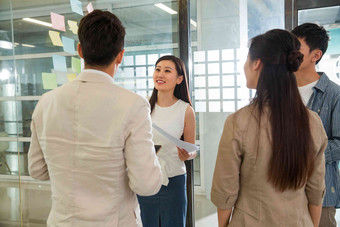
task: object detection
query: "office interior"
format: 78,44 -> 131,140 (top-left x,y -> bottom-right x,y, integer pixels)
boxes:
0,0 -> 340,226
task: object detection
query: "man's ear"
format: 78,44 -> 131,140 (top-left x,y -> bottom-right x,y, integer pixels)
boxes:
312,49 -> 323,63
115,49 -> 125,64
77,43 -> 83,58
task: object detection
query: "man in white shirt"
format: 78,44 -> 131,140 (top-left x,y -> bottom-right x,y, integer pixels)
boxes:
28,10 -> 162,227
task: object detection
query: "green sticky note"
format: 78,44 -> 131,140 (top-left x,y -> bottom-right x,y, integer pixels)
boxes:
72,57 -> 81,73
42,73 -> 57,89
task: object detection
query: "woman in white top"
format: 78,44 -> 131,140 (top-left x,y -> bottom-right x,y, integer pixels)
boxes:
137,55 -> 196,227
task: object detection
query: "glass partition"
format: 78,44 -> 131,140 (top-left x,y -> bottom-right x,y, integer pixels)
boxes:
191,0 -> 285,225
0,0 -> 179,225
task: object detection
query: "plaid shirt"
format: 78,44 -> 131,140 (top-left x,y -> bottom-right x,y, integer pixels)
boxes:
307,73 -> 340,207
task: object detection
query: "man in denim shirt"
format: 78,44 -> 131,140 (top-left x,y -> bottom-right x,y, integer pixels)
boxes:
293,23 -> 340,227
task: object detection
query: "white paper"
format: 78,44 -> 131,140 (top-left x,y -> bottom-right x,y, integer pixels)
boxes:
153,123 -> 199,153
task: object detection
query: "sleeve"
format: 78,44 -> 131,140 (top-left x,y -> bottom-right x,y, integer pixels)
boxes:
211,114 -> 242,209
124,97 -> 162,196
305,118 -> 327,205
28,118 -> 50,181
324,97 -> 340,163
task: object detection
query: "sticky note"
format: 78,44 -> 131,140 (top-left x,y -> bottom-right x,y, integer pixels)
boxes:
87,2 -> 94,13
51,12 -> 65,32
42,73 -> 57,89
49,30 -> 63,47
67,20 -> 78,34
52,54 -> 67,72
72,57 -> 81,73
62,36 -> 75,54
67,73 -> 77,81
70,0 -> 83,16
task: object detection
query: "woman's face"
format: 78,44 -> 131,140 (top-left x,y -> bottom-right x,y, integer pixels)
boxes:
153,60 -> 183,92
244,54 -> 261,89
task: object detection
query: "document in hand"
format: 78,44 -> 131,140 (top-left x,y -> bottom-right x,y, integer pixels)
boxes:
152,123 -> 199,153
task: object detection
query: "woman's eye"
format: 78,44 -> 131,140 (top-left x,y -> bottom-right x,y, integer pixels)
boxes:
155,68 -> 160,72
165,70 -> 171,73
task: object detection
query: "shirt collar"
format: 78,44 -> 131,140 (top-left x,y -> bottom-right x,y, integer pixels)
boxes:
75,69 -> 114,84
313,72 -> 329,93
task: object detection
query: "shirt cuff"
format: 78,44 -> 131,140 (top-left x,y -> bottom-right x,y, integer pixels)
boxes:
306,188 -> 325,206
210,188 -> 238,209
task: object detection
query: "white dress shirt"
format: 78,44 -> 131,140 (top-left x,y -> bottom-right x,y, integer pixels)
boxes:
28,70 -> 162,227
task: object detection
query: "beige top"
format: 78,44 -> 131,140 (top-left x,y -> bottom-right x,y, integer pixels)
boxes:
28,70 -> 162,227
211,105 -> 327,227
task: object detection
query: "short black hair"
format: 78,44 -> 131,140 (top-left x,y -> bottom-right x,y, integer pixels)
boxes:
292,23 -> 330,65
78,10 -> 126,66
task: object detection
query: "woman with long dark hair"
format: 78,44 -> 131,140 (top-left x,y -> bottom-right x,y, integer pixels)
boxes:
137,55 -> 196,227
211,29 -> 327,227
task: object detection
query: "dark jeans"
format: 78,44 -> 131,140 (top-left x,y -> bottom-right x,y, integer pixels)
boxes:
137,174 -> 187,227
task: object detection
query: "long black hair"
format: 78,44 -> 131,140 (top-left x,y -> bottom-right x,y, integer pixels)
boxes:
249,29 -> 313,191
149,55 -> 192,113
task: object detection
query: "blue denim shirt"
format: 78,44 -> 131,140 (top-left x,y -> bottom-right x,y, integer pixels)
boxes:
307,73 -> 340,207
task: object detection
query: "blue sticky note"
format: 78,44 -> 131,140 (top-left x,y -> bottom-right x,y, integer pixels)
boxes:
70,0 -> 83,16
62,36 -> 76,54
52,54 -> 67,72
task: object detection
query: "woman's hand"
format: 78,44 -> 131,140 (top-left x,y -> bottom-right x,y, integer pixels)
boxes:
177,147 -> 196,161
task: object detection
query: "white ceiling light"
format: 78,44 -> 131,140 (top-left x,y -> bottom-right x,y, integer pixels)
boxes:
155,3 -> 178,15
0,40 -> 13,49
21,43 -> 36,48
0,69 -> 10,80
23,18 -> 52,28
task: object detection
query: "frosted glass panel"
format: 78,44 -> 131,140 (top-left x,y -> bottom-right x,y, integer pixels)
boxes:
136,55 -> 146,65
136,67 -> 146,77
208,50 -> 219,61
223,101 -> 235,112
208,76 -> 220,87
148,54 -> 158,65
195,89 -> 206,99
222,75 -> 234,86
222,49 -> 234,60
222,62 -> 234,73
124,56 -> 134,66
194,51 -> 205,62
194,64 -> 206,75
195,77 -> 206,87
208,63 -> 219,74
208,88 -> 220,99
223,88 -> 235,99
195,101 -> 206,112
209,102 -> 220,112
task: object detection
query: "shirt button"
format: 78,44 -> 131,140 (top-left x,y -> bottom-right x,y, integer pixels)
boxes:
331,187 -> 335,193
318,109 -> 321,113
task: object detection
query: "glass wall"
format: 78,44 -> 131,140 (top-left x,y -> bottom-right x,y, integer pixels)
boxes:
1,0 -> 302,226
191,0 -> 284,225
0,0 -> 179,226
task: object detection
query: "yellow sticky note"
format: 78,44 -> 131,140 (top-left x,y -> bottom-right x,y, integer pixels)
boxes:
67,73 -> 77,82
42,73 -> 57,89
72,57 -> 81,73
68,20 -> 78,34
48,30 -> 63,47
